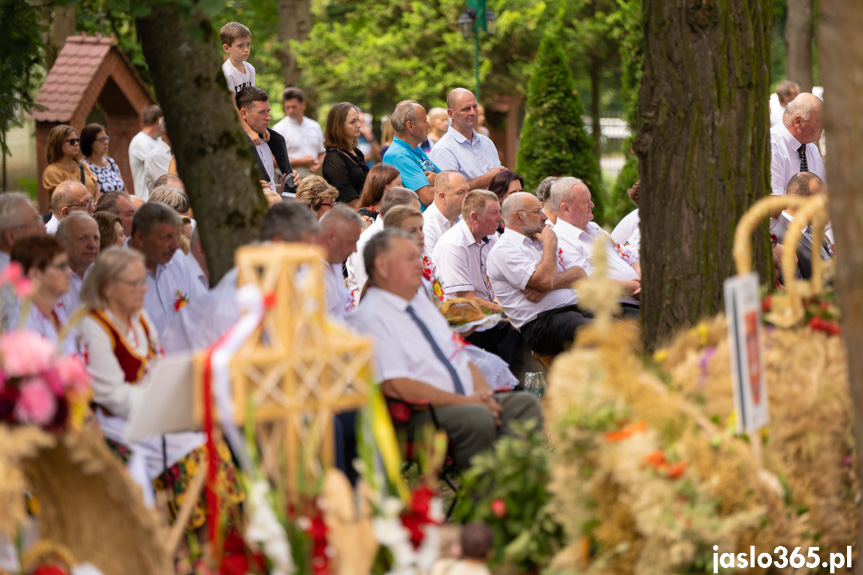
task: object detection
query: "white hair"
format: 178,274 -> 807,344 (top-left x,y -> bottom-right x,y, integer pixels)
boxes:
549,177 -> 584,212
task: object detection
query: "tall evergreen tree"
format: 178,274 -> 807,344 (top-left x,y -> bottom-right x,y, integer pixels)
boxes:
515,28 -> 604,223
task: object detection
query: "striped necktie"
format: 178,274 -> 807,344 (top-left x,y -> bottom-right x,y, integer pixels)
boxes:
797,144 -> 809,173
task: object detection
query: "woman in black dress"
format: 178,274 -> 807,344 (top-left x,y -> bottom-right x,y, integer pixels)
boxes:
322,102 -> 370,209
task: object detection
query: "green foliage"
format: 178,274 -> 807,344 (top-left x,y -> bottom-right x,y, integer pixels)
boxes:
607,145 -> 638,225
294,0 -> 549,121
0,0 -> 57,149
515,27 -> 604,223
77,0 -> 152,85
614,0 -> 643,126
451,420 -> 563,573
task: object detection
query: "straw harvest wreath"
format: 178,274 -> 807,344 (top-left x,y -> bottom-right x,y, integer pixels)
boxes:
545,194 -> 856,575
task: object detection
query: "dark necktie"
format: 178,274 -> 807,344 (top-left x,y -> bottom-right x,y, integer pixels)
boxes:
797,144 -> 809,173
405,304 -> 466,395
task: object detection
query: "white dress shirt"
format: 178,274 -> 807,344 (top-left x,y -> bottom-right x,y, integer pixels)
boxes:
253,140 -> 277,190
143,139 -> 172,200
770,122 -> 826,196
161,268 -> 239,353
346,216 -> 384,308
272,116 -> 325,177
486,228 -> 577,330
128,131 -> 159,197
56,269 -> 86,319
554,220 -> 639,305
324,262 -> 351,323
23,303 -> 78,357
348,287 -> 475,395
45,214 -> 60,236
611,208 -> 639,248
422,201 -> 458,256
429,127 -> 501,181
143,249 -> 208,336
433,220 -> 497,300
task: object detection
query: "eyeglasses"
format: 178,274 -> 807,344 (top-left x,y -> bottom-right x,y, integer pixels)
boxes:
517,209 -> 544,216
116,277 -> 148,288
66,138 -> 80,145
95,136 -> 111,143
68,200 -> 95,210
48,261 -> 70,271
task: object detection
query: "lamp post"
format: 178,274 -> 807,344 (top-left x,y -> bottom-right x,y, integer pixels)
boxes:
457,1 -> 497,102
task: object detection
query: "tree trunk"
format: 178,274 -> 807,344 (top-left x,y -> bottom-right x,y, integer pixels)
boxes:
276,0 -> 312,89
634,0 -> 773,351
589,59 -> 602,161
818,1 -> 863,569
137,4 -> 267,284
784,0 -> 814,91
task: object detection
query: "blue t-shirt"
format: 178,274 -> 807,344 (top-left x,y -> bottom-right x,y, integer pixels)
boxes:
382,136 -> 439,209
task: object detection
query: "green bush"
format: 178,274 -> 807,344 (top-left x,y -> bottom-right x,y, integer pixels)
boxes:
452,420 -> 563,573
605,144 -> 639,227
516,27 -> 604,224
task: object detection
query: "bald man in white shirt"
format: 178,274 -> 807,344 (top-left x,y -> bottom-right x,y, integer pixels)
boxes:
348,228 -> 542,469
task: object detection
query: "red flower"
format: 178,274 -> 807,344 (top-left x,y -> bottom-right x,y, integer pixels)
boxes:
401,486 -> 439,549
389,401 -> 412,424
761,295 -> 771,313
33,567 -> 69,575
490,498 -> 507,518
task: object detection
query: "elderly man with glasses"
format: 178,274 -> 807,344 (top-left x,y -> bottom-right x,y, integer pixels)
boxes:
486,192 -> 592,357
45,181 -> 96,235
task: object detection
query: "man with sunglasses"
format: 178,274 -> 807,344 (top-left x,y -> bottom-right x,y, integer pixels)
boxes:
45,181 -> 96,235
487,192 -> 591,357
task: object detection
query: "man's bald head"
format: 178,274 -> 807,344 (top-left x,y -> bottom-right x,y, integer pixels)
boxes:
786,172 -> 825,198
51,181 -> 93,219
446,88 -> 479,135
433,171 -> 469,221
783,93 -> 823,144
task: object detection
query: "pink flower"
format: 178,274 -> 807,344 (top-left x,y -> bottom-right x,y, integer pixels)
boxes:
0,331 -> 57,377
54,356 -> 90,394
490,498 -> 507,518
14,277 -> 33,298
14,378 -> 57,424
1,262 -> 22,284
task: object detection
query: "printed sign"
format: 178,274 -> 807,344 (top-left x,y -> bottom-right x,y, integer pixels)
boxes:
724,273 -> 769,434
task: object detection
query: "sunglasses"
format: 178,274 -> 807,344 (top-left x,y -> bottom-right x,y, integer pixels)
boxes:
66,138 -> 80,145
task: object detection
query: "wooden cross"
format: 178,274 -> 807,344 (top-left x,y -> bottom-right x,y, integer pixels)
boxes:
195,243 -> 374,497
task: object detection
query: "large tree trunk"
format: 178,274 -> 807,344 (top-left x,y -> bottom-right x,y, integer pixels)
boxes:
818,1 -> 863,568
634,0 -> 773,351
46,3 -> 75,69
276,0 -> 312,89
137,4 -> 267,284
784,0 -> 814,91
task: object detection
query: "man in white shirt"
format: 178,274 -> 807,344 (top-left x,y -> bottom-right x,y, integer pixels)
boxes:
45,181 -> 95,235
272,88 -> 326,178
487,193 -> 590,356
127,202 -> 207,335
55,212 -> 99,318
128,105 -> 162,197
773,172 -> 831,282
315,205 -> 363,322
422,171 -> 468,255
348,228 -> 542,469
346,187 -> 420,307
770,80 -> 800,127
550,178 -> 641,314
142,119 -> 172,200
434,190 -> 534,378
429,88 -> 506,190
0,193 -> 44,274
770,93 -> 826,230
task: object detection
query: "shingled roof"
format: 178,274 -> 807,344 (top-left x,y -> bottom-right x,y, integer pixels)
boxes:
30,34 -> 152,124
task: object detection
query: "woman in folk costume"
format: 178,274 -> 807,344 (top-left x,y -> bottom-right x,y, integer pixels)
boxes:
77,247 -> 242,531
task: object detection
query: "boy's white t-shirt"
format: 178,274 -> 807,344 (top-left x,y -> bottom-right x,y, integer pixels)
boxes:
222,59 -> 256,102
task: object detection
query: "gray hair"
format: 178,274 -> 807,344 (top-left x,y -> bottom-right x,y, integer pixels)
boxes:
427,107 -> 447,120
79,246 -> 146,310
363,228 -> 415,287
390,100 -> 419,134
56,212 -> 96,246
380,187 -> 418,217
783,93 -> 820,123
51,181 -> 87,213
149,185 -> 190,214
95,191 -> 132,217
535,176 -> 558,204
0,192 -> 36,234
550,177 -> 584,212
500,194 -> 528,224
319,204 -> 363,229
131,201 -> 182,237
259,199 -> 319,242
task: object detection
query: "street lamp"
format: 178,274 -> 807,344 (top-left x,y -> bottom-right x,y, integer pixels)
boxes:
457,1 -> 496,102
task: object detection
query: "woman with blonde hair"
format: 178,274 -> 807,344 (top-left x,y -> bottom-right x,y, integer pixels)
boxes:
42,124 -> 98,199
296,175 -> 339,219
78,247 -> 242,530
322,102 -> 369,208
357,164 -> 402,222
